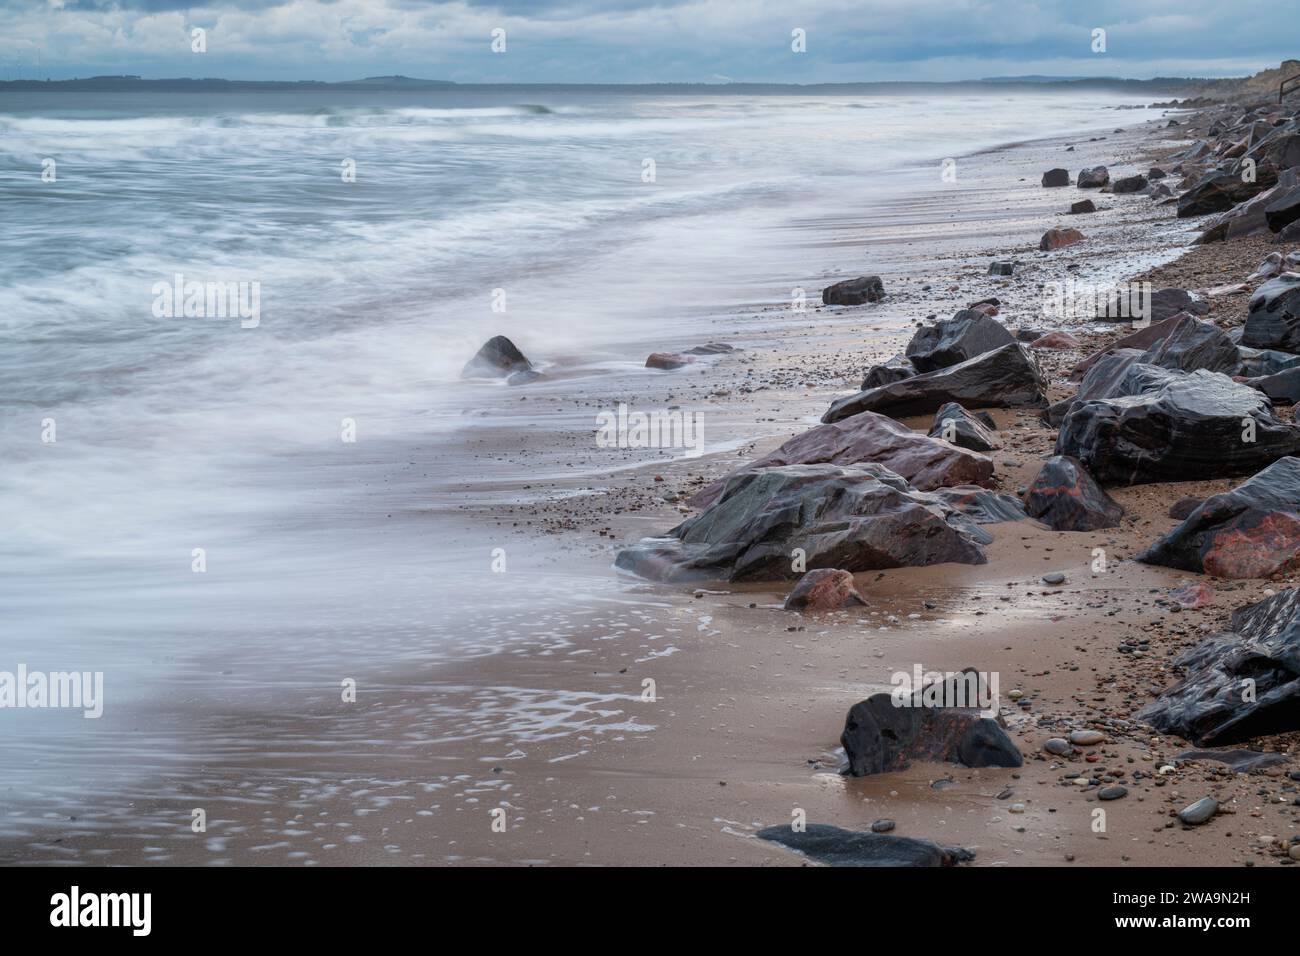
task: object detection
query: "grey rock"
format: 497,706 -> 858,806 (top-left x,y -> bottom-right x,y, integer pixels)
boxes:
1177,797 -> 1218,826
757,823 -> 975,867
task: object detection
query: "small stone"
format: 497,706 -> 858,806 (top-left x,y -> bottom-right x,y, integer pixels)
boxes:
1009,803 -> 1026,813
1290,845 -> 1300,861
1044,738 -> 1071,756
1099,785 -> 1128,801
1042,572 -> 1065,586
1007,689 -> 1024,700
1177,796 -> 1218,826
1069,729 -> 1106,746
870,818 -> 895,833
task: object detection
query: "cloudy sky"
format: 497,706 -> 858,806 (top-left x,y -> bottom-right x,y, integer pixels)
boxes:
1,0 -> 1297,84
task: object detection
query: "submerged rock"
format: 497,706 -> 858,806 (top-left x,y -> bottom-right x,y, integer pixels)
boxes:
685,410 -> 994,509
905,310 -> 1016,373
783,569 -> 867,612
757,824 -> 975,867
927,402 -> 999,452
1138,456 -> 1300,578
823,275 -> 884,305
461,335 -> 534,379
823,344 -> 1047,423
616,464 -> 989,583
1023,455 -> 1124,531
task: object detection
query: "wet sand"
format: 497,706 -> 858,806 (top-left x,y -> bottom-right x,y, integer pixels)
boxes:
4,111 -> 1299,867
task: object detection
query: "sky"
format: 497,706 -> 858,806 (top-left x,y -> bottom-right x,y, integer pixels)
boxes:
0,0 -> 1297,84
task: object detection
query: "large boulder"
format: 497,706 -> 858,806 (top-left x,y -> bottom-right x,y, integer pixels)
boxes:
615,464 -> 989,583
1178,169 -> 1268,217
1138,457 -> 1300,578
783,569 -> 867,612
1046,348 -> 1148,427
1055,368 -> 1300,485
904,310 -> 1016,373
1136,587 -> 1300,745
1265,185 -> 1300,232
861,354 -> 916,390
1042,168 -> 1070,187
823,275 -> 884,305
1023,455 -> 1124,531
1240,273 -> 1300,351
1147,288 -> 1210,324
1243,365 -> 1300,405
1078,166 -> 1109,188
461,335 -> 534,379
840,686 -> 1022,776
685,411 -> 994,509
928,402 -> 999,452
1236,345 -> 1300,377
1070,313 -> 1197,380
757,824 -> 974,867
1138,318 -> 1240,374
1112,173 -> 1149,194
824,344 -> 1047,423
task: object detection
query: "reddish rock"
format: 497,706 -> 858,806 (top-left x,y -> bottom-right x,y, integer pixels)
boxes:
783,569 -> 867,612
1023,455 -> 1124,532
967,300 -> 999,317
645,352 -> 696,371
687,410 -> 993,508
1030,331 -> 1082,350
1171,582 -> 1214,608
1039,227 -> 1085,251
1070,199 -> 1097,214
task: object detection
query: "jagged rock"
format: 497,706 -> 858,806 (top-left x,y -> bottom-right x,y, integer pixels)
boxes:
1071,314 -> 1197,379
1070,199 -> 1097,214
461,335 -> 534,379
1178,169 -> 1267,217
1056,368 -> 1300,484
1137,587 -> 1300,744
1149,167 -> 1168,180
1023,455 -> 1124,531
1244,365 -> 1300,405
905,310 -> 1016,373
1148,289 -> 1210,323
1112,173 -> 1149,194
756,824 -> 974,867
824,344 -> 1046,423
1042,168 -> 1070,187
616,464 -> 989,583
1046,348 -> 1148,426
1139,318 -> 1240,374
783,569 -> 867,612
686,411 -> 994,509
1238,346 -> 1300,377
861,354 -> 915,390
1266,184 -> 1300,233
1078,166 -> 1109,188
823,275 -> 884,305
1249,252 -> 1285,282
1139,457 -> 1300,578
928,402 -> 999,452
988,261 -> 1015,276
645,352 -> 696,370
1039,227 -> 1085,251
932,486 -> 1028,523
1240,273 -> 1300,351
1198,169 -> 1298,242
840,686 -> 1022,776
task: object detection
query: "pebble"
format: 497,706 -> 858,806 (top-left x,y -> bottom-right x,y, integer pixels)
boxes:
871,818 -> 895,833
1177,796 -> 1218,826
1069,730 -> 1106,746
1007,689 -> 1024,700
1044,737 -> 1072,756
1042,572 -> 1065,586
1009,803 -> 1026,813
1290,845 -> 1300,861
1099,785 -> 1128,801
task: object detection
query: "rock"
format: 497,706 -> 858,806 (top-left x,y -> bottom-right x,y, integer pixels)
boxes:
1042,572 -> 1065,586
1044,738 -> 1072,756
756,823 -> 974,867
1265,184 -> 1300,233
1138,457 -> 1300,578
1069,729 -> 1105,746
686,410 -> 994,508
1147,182 -> 1173,199
1031,331 -> 1081,350
682,342 -> 738,355
1174,749 -> 1288,771
1138,587 -> 1300,745
1170,496 -> 1204,519
988,261 -> 1016,276
1236,346 -> 1300,377
1098,785 -> 1128,800
840,687 -> 1021,776
1138,318 -> 1240,374
1070,199 -> 1097,214
615,464 -> 990,583
1042,168 -> 1070,187
1077,166 -> 1109,188
967,298 -> 1000,316
1112,173 -> 1149,194
461,335 -> 534,379
928,402 -> 1000,452
645,352 -> 696,371
823,344 -> 1047,423
1039,227 -> 1085,251
931,486 -> 1028,523
823,275 -> 884,305
1056,369 -> 1300,485
861,354 -> 916,390
1148,288 -> 1210,323
1171,582 -> 1214,608
783,568 -> 867,612
1071,314 -> 1198,379
505,368 -> 542,386
1148,167 -> 1167,180
1249,252 -> 1285,282
905,310 -> 1016,373
1178,170 -> 1267,217
1243,365 -> 1300,405
1240,273 -> 1300,352
1177,797 -> 1218,826
870,819 -> 896,833
1023,456 -> 1124,531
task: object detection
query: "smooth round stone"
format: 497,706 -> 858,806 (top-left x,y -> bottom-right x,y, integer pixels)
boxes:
1178,796 -> 1219,826
1009,803 -> 1026,813
1071,777 -> 1091,786
1008,689 -> 1024,700
1044,737 -> 1072,756
1042,572 -> 1066,586
1289,844 -> 1300,861
871,818 -> 895,833
1069,730 -> 1106,746
1098,785 -> 1128,801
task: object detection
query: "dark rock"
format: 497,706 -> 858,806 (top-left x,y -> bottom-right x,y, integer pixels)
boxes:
905,310 -> 1016,373
1071,314 -> 1198,379
686,410 -> 994,509
1077,166 -> 1109,188
645,352 -> 697,371
783,569 -> 867,612
1023,455 -> 1124,531
1042,168 -> 1070,187
1266,186 -> 1300,234
928,402 -> 999,452
823,275 -> 884,305
1175,749 -> 1288,771
1241,273 -> 1300,351
824,344 -> 1047,423
1243,365 -> 1300,405
1236,346 -> 1300,377
1112,173 -> 1149,194
1139,318 -> 1240,374
1047,347 -> 1151,427
1148,288 -> 1210,323
1070,199 -> 1097,214
1138,456 -> 1300,577
615,464 -> 990,583
1177,797 -> 1218,825
756,824 -> 974,867
1178,170 -> 1267,217
682,342 -> 738,355
861,354 -> 916,390
461,335 -> 534,379
988,261 -> 1016,276
1056,369 -> 1300,485
840,686 -> 1021,776
1098,785 -> 1128,800
870,819 -> 896,833
1170,496 -> 1204,520
1149,167 -> 1168,180
931,486 -> 1028,523
1039,227 -> 1085,251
